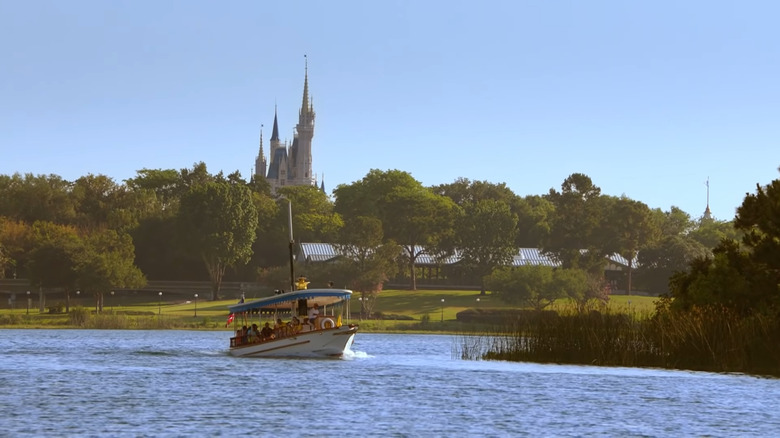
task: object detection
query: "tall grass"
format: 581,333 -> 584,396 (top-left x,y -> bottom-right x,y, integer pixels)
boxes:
457,305 -> 780,377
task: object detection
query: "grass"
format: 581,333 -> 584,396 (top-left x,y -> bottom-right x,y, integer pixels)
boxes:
0,289 -> 660,330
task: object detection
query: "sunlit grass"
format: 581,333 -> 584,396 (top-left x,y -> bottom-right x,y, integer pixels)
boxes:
0,289 -> 660,330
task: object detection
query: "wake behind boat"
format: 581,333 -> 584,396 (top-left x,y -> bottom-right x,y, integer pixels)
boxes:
227,288 -> 358,358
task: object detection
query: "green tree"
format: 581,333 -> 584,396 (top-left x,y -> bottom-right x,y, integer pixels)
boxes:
0,218 -> 33,279
554,267 -> 599,313
457,199 -> 518,294
278,185 -> 342,243
514,195 -> 553,248
487,265 -> 562,310
334,169 -> 420,219
379,185 -> 458,290
26,221 -> 83,312
604,196 -> 659,294
331,216 -> 400,317
71,174 -> 136,231
670,170 -> 780,314
0,173 -> 75,224
636,207 -> 708,295
689,217 -> 740,249
543,173 -> 608,272
125,168 -> 185,213
335,169 -> 458,290
75,229 -> 146,312
178,181 -> 259,300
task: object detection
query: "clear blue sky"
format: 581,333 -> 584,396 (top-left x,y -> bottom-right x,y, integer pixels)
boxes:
2,0 -> 778,220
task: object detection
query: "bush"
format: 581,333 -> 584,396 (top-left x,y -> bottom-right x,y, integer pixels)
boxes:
48,302 -> 65,314
68,307 -> 90,327
0,314 -> 22,325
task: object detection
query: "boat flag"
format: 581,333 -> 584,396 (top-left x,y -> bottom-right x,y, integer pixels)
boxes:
226,313 -> 235,327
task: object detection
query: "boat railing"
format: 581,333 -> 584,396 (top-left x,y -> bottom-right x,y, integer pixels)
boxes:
229,318 -> 344,348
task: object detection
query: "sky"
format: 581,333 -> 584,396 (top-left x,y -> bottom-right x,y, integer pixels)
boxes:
1,1 -> 779,220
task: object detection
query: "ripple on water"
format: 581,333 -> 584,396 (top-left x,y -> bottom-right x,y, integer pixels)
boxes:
0,330 -> 778,437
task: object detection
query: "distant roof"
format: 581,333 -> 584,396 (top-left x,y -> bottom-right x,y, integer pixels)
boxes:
298,243 -> 637,268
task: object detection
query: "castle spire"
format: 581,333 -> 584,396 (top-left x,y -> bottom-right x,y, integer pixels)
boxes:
301,55 -> 310,114
271,106 -> 279,142
258,124 -> 264,159
702,177 -> 713,220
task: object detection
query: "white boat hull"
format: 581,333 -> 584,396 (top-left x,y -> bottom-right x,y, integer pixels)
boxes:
229,325 -> 358,358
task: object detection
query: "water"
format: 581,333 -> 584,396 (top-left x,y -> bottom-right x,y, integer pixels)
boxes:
0,330 -> 778,437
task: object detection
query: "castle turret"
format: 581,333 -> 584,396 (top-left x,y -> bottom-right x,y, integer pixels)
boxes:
294,57 -> 315,185
257,61 -> 318,194
254,126 -> 267,180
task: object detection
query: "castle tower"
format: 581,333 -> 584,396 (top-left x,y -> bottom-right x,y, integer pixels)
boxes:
702,177 -> 713,221
254,126 -> 267,181
254,60 -> 318,193
292,57 -> 315,185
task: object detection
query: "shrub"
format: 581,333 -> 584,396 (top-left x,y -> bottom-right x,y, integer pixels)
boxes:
68,307 -> 90,327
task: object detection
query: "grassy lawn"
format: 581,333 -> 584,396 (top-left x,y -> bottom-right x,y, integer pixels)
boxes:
368,289 -> 659,319
0,289 -> 660,330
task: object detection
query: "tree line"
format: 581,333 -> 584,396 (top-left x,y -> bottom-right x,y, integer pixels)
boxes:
0,164 -> 742,310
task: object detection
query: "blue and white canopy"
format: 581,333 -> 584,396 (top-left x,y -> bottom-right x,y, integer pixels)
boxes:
228,288 -> 352,314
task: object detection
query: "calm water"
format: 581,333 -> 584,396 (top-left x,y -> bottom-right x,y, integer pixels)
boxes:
0,330 -> 778,437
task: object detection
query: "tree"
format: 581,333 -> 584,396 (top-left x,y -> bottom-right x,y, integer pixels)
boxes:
514,195 -> 553,248
335,170 -> 458,290
487,266 -> 564,310
689,217 -> 740,249
542,173 -> 608,271
0,173 -> 75,224
331,216 -> 400,317
378,185 -> 458,290
75,229 -> 146,312
178,181 -> 259,300
556,267 -> 603,313
0,218 -> 33,279
604,196 -> 659,294
26,221 -> 83,312
278,185 -> 342,243
636,207 -> 708,295
71,174 -> 136,231
670,170 -> 780,314
334,169 -> 421,219
456,199 -> 518,294
125,168 -> 185,214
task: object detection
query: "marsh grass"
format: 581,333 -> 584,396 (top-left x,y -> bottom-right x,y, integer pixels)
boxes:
457,305 -> 780,376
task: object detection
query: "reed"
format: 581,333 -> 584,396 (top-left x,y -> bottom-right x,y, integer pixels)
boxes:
457,305 -> 780,377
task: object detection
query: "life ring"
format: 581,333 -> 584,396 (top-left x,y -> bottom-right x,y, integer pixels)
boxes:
320,318 -> 335,329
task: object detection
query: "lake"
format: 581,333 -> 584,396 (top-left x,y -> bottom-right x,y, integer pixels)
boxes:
0,330 -> 777,437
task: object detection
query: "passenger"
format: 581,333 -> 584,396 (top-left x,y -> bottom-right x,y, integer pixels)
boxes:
274,318 -> 287,337
240,325 -> 249,344
260,322 -> 275,340
290,316 -> 302,334
248,324 -> 259,343
307,303 -> 320,330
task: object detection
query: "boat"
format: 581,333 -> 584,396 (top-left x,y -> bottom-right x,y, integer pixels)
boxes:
226,200 -> 358,358
226,287 -> 358,358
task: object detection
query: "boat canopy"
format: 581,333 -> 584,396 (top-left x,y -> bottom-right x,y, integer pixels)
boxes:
228,288 -> 352,314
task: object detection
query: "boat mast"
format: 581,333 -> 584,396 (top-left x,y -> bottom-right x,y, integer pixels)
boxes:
288,200 -> 295,291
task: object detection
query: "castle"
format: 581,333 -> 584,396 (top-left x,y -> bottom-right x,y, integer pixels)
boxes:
254,62 -> 323,193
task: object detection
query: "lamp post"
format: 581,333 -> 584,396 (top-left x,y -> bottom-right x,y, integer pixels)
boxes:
110,291 -> 115,311
440,298 -> 445,323
76,290 -> 80,307
358,296 -> 363,320
194,293 -> 198,317
476,297 -> 480,308
26,290 -> 30,315
158,292 -> 162,315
